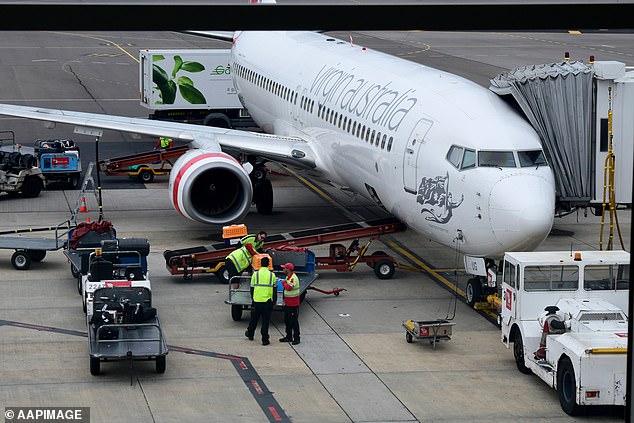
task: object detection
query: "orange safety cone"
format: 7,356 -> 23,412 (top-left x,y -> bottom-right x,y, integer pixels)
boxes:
79,196 -> 88,213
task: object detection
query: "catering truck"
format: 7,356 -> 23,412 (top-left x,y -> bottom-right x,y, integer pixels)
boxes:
500,250 -> 629,415
139,49 -> 256,129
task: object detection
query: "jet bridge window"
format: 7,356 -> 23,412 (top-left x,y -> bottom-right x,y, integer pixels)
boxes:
478,151 -> 516,168
523,265 -> 579,291
584,264 -> 630,290
518,150 -> 548,167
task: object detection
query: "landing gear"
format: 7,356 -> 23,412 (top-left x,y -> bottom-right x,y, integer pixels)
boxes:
251,163 -> 273,215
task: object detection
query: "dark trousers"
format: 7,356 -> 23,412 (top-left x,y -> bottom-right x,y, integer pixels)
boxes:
284,306 -> 300,342
247,301 -> 273,342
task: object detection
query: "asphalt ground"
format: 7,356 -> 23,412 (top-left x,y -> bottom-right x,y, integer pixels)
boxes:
0,31 -> 632,422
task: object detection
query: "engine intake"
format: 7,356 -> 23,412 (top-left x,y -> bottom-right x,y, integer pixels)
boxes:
169,149 -> 253,224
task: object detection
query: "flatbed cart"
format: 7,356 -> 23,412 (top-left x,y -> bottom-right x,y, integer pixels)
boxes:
0,220 -> 72,270
98,145 -> 189,183
88,286 -> 167,375
164,217 -> 405,282
402,319 -> 456,350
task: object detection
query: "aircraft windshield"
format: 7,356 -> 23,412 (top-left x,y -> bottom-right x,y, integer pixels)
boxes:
518,150 -> 548,167
478,151 -> 516,168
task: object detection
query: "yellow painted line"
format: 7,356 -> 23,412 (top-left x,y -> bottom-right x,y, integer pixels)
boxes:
49,31 -> 139,63
283,166 -> 343,210
384,240 -> 465,297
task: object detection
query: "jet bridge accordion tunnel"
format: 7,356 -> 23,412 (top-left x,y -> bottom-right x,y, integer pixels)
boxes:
490,60 -> 633,213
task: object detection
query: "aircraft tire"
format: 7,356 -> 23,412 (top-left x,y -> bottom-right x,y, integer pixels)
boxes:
255,179 -> 273,214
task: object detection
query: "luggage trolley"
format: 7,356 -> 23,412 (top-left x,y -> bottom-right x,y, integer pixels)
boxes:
402,319 -> 455,350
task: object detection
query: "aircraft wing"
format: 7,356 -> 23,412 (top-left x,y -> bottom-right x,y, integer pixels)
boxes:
0,104 -> 317,169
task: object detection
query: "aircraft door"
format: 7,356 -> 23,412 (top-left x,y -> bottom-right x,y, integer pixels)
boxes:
403,119 -> 433,193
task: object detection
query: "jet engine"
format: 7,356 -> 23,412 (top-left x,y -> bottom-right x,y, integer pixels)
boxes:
169,149 -> 253,224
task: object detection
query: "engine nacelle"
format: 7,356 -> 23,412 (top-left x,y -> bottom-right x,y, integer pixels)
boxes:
169,149 -> 253,224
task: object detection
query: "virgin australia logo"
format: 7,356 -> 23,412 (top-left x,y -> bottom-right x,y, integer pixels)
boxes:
416,173 -> 463,224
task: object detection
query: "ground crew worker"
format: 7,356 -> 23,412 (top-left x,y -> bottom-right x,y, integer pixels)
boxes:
225,231 -> 267,285
245,256 -> 277,345
156,137 -> 173,150
278,262 -> 301,345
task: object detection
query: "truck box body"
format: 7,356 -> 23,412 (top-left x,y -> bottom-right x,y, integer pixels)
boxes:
140,49 -> 243,112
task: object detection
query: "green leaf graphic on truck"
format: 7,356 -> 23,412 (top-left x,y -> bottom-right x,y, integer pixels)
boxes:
152,55 -> 206,105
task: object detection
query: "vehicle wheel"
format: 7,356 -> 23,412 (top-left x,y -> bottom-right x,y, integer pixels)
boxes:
513,331 -> 532,375
139,168 -> 154,183
465,278 -> 482,306
255,179 -> 273,214
21,175 -> 43,198
69,173 -> 80,189
156,356 -> 166,374
557,357 -> 583,415
231,305 -> 243,321
30,250 -> 46,262
406,332 -> 413,343
216,264 -> 230,284
11,250 -> 31,270
77,275 -> 83,296
70,263 -> 80,278
374,259 -> 395,279
90,357 -> 100,376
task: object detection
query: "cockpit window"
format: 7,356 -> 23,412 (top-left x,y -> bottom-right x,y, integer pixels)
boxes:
478,151 -> 516,168
446,145 -> 463,168
461,149 -> 476,169
518,150 -> 548,167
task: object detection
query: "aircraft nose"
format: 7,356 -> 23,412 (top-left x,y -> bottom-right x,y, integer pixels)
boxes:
489,174 -> 555,252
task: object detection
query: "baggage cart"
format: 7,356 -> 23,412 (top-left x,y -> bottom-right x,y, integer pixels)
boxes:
87,286 -> 167,375
402,319 -> 455,350
0,220 -> 71,270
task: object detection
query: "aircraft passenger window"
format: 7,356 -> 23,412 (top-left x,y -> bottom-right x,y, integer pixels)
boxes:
338,114 -> 342,128
352,121 -> 357,135
387,136 -> 393,152
478,151 -> 516,168
371,130 -> 376,144
518,150 -> 548,167
376,132 -> 381,146
347,119 -> 352,133
461,149 -> 476,169
446,145 -> 464,168
365,127 -> 370,142
343,116 -> 347,130
381,134 -> 387,149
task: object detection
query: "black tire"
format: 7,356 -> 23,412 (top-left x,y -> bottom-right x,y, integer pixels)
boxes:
139,168 -> 154,183
513,330 -> 532,375
30,250 -> 46,262
255,179 -> 273,214
77,275 -> 83,296
21,175 -> 43,198
406,332 -> 413,343
156,356 -> 166,374
216,265 -> 230,284
69,173 -> 80,189
557,357 -> 583,415
374,259 -> 395,279
11,250 -> 31,270
70,264 -> 79,278
231,305 -> 243,321
90,357 -> 100,376
465,278 -> 482,306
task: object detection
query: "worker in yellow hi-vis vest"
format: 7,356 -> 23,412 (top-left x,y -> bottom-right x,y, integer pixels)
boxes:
244,256 -> 277,345
225,231 -> 267,285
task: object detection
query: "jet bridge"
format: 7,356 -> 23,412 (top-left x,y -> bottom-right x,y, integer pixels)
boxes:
490,60 -> 633,212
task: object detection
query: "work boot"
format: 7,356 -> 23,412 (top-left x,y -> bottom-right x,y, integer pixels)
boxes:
245,330 -> 253,341
279,337 -> 291,342
262,339 -> 270,346
292,339 -> 300,345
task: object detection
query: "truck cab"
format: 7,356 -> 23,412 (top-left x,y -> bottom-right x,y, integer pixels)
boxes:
500,250 -> 629,415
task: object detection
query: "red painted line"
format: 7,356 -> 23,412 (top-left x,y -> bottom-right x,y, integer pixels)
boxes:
15,323 -> 51,331
172,152 -> 240,215
238,360 -> 248,370
268,406 -> 282,421
251,380 -> 264,395
216,354 -> 245,363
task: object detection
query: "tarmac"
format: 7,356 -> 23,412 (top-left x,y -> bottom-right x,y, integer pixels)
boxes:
0,170 -> 629,423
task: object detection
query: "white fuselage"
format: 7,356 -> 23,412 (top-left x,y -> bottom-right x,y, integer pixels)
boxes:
231,31 -> 555,257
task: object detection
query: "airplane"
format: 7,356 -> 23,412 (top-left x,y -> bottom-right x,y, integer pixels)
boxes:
0,31 -> 556,285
